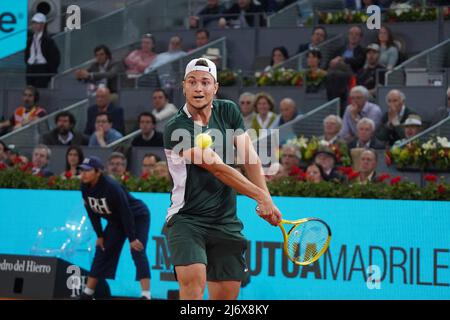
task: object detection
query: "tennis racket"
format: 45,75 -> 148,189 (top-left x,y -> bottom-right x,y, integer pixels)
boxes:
278,218 -> 331,266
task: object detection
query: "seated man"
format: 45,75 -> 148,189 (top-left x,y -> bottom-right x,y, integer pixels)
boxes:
297,26 -> 327,54
31,144 -> 54,177
348,117 -> 385,150
314,146 -> 345,183
151,88 -> 178,132
88,113 -> 123,147
273,98 -> 301,129
124,34 -> 157,76
145,36 -> 187,73
330,25 -> 366,73
74,45 -> 121,95
357,149 -> 378,185
356,43 -> 386,98
189,0 -> 226,29
319,115 -> 343,144
238,92 -> 256,130
84,87 -> 125,135
340,86 -> 382,143
141,153 -> 161,176
131,112 -> 164,147
218,0 -> 266,28
107,152 -> 127,178
377,89 -> 415,146
0,86 -> 47,134
41,111 -> 88,146
393,114 -> 423,146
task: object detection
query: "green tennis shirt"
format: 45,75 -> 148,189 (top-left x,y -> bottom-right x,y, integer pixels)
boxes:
163,99 -> 246,233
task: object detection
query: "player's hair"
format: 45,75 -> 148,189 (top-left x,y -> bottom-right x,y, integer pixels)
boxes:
253,92 -> 276,112
65,146 -> 84,171
96,112 -> 112,123
94,44 -> 112,60
138,112 -> 156,124
108,152 -> 127,167
24,85 -> 40,104
55,111 -> 76,126
194,59 -> 209,68
153,88 -> 169,100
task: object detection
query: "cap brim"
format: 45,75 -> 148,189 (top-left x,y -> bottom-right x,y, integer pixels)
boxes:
78,164 -> 95,171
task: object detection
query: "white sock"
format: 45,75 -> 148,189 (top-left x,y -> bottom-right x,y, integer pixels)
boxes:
141,290 -> 151,299
84,287 -> 95,296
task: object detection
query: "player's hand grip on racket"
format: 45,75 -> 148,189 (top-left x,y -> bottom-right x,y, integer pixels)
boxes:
130,239 -> 144,252
96,237 -> 105,251
255,196 -> 282,226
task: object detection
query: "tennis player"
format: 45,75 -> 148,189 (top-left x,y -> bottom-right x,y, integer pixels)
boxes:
78,156 -> 151,300
163,57 -> 282,300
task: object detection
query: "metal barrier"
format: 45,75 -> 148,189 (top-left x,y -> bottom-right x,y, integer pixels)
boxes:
386,38 -> 450,86
0,99 -> 89,148
106,129 -> 142,149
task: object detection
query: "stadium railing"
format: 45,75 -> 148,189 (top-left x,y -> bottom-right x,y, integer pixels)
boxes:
0,99 -> 89,148
386,38 -> 450,86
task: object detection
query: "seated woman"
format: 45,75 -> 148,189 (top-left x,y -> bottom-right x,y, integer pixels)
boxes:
250,92 -> 279,138
0,86 -> 47,133
124,34 -> 157,76
264,46 -> 289,72
377,26 -> 399,70
304,49 -> 327,93
61,146 -> 84,179
305,163 -> 326,184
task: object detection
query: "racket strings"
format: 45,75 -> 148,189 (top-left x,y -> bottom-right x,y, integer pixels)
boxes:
286,220 -> 329,263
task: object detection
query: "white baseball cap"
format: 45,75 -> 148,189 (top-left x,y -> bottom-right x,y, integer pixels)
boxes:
184,58 -> 217,82
31,13 -> 47,24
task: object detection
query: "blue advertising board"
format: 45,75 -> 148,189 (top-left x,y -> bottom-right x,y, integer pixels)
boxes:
0,189 -> 449,299
0,0 -> 27,59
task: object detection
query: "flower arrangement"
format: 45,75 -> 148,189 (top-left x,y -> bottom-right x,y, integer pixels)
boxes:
385,6 -> 438,22
388,136 -> 450,171
254,68 -> 303,87
285,136 -> 351,166
217,69 -> 238,86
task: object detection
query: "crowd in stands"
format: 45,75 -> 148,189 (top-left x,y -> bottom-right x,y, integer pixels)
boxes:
2,0 -> 450,189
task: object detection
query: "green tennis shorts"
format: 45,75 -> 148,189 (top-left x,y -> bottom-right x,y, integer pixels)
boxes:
166,215 -> 248,282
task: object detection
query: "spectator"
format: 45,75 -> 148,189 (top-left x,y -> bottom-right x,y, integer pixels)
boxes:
259,0 -> 297,13
320,115 -> 343,144
151,88 -> 178,132
145,36 -> 187,72
356,43 -> 386,98
280,144 -> 302,174
194,29 -> 210,50
84,87 -> 125,135
376,26 -> 399,70
239,92 -> 256,130
0,86 -> 47,133
431,87 -> 450,124
88,113 -> 123,147
201,47 -> 222,70
25,13 -> 60,88
124,34 -> 157,76
273,98 -> 301,128
75,44 -> 121,95
305,49 -> 327,93
31,144 -> 54,177
377,89 -> 414,146
153,161 -> 170,179
297,26 -> 328,54
189,0 -> 226,29
348,117 -> 385,150
218,0 -> 266,28
264,46 -> 289,72
331,25 -> 365,73
393,114 -> 423,146
357,149 -> 378,184
340,86 -> 382,142
107,152 -> 127,178
61,146 -> 84,179
141,153 -> 161,176
313,146 -> 344,183
250,92 -> 279,137
305,163 -> 326,183
131,112 -> 164,147
41,111 -> 88,146
1,144 -> 28,166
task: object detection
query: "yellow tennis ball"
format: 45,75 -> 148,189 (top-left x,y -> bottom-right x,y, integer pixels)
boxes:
195,133 -> 213,149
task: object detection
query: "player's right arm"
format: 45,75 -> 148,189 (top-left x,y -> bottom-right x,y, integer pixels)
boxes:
181,146 -> 279,226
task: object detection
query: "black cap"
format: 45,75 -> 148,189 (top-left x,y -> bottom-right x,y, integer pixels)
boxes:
78,156 -> 104,171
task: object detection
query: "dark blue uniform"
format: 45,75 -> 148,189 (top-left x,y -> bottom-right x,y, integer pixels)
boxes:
81,175 -> 150,280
